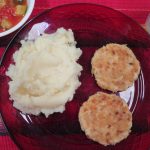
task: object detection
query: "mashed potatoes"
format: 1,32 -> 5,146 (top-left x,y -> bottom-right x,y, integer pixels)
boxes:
6,28 -> 82,117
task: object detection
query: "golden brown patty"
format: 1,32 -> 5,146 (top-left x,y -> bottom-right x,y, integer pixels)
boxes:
79,92 -> 132,146
91,43 -> 140,92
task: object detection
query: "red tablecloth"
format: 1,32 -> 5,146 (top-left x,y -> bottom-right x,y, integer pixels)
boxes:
0,0 -> 150,149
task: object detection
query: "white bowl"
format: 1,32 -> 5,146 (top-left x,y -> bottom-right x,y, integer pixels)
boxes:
0,0 -> 35,37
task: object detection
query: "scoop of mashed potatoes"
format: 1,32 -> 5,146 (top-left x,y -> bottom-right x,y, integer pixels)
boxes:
6,28 -> 82,117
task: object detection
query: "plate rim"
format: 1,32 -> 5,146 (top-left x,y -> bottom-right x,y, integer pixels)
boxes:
0,3 -> 150,149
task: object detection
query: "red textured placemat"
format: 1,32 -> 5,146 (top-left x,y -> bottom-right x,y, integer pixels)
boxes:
0,136 -> 19,150
0,0 -> 150,150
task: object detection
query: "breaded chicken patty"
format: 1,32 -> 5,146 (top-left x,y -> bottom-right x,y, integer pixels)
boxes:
91,43 -> 140,92
79,92 -> 132,146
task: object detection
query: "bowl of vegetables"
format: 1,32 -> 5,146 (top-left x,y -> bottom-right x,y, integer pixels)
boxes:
0,0 -> 35,37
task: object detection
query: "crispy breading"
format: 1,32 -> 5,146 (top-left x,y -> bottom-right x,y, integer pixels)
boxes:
79,92 -> 132,146
91,43 -> 140,92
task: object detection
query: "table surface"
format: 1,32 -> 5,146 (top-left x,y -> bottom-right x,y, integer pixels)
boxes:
0,0 -> 150,149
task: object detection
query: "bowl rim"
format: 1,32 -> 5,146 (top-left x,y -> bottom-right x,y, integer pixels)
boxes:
0,0 -> 35,37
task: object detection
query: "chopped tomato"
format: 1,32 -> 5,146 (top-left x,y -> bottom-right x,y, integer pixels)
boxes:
0,5 -> 15,17
8,15 -> 22,26
0,28 -> 5,32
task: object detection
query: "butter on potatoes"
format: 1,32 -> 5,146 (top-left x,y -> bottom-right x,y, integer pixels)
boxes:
6,28 -> 82,117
